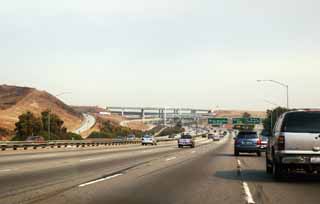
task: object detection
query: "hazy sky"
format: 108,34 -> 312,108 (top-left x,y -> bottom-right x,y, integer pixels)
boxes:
1,0 -> 320,110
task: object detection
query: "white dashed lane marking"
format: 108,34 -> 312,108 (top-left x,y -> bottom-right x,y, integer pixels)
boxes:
165,157 -> 177,161
80,157 -> 104,162
79,174 -> 123,187
243,182 -> 255,204
0,168 -> 16,173
237,159 -> 255,204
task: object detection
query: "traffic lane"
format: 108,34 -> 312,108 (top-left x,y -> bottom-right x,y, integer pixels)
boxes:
0,145 -> 181,204
236,153 -> 320,204
0,139 -> 213,174
0,139 -> 215,204
0,142 -> 177,167
0,139 -> 209,167
39,137 -> 244,204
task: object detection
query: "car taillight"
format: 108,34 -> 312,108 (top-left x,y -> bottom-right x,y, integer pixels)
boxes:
257,139 -> 262,145
278,135 -> 285,150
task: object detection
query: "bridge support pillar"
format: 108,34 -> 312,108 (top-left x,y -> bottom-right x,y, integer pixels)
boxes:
141,109 -> 145,119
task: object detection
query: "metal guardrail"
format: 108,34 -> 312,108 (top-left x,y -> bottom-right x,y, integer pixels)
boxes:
0,138 -> 177,151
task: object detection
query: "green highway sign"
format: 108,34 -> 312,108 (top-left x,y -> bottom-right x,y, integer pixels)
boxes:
246,117 -> 261,124
233,124 -> 255,130
232,118 -> 245,125
232,118 -> 261,125
208,118 -> 228,125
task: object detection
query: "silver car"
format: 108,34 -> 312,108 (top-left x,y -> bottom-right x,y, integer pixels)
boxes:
266,110 -> 320,179
234,131 -> 262,156
141,135 -> 157,146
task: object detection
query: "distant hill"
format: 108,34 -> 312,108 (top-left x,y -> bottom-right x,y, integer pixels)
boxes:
213,110 -> 266,118
0,85 -> 82,134
72,106 -> 106,113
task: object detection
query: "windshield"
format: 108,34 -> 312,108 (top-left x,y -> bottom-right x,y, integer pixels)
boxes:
181,135 -> 192,139
282,112 -> 320,133
143,135 -> 151,138
237,132 -> 258,139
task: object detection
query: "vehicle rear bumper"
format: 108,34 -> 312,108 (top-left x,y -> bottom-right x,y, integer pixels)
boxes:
279,154 -> 320,165
179,143 -> 193,146
142,141 -> 155,144
235,145 -> 261,152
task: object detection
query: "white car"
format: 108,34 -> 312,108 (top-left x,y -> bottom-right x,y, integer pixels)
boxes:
141,135 -> 157,146
213,135 -> 220,141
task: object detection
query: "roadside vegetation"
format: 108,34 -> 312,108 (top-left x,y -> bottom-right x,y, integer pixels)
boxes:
12,111 -> 82,141
88,121 -> 144,139
262,107 -> 289,135
145,125 -> 164,135
158,121 -> 184,136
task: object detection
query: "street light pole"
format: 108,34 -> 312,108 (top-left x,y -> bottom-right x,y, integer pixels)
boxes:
48,92 -> 71,141
257,80 -> 289,109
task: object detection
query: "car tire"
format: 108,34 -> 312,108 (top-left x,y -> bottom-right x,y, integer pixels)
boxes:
234,150 -> 239,156
257,151 -> 261,157
266,159 -> 273,174
191,145 -> 195,148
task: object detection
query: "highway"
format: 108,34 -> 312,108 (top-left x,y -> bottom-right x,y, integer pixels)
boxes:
1,135 -> 320,204
74,113 -> 96,134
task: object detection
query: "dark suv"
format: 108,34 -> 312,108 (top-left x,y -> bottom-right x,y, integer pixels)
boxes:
234,131 -> 262,156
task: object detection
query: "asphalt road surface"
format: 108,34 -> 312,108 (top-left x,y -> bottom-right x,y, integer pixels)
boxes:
1,135 -> 320,204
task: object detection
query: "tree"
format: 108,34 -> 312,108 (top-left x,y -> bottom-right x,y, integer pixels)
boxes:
15,111 -> 42,140
41,110 -> 66,135
242,112 -> 251,118
263,107 -> 289,135
175,120 -> 183,129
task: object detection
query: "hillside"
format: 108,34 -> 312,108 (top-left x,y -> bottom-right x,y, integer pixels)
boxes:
0,85 -> 82,134
213,110 -> 266,118
72,106 -> 106,113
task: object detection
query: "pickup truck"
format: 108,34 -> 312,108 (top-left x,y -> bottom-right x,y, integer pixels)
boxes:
266,110 -> 320,179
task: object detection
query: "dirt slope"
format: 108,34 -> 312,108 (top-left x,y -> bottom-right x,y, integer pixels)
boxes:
213,110 -> 266,118
0,85 -> 82,132
71,106 -> 106,114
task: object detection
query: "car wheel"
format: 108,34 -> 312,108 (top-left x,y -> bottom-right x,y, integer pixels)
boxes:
191,145 -> 195,148
266,159 -> 273,174
234,150 -> 239,156
257,151 -> 261,157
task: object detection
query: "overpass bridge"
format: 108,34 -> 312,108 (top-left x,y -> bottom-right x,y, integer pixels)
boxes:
106,106 -> 211,120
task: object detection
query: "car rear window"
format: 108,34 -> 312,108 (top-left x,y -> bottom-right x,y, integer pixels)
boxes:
182,135 -> 192,139
282,112 -> 320,133
237,132 -> 258,139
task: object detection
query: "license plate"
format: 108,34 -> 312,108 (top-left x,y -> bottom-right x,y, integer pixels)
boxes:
310,157 -> 320,163
242,142 -> 252,145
